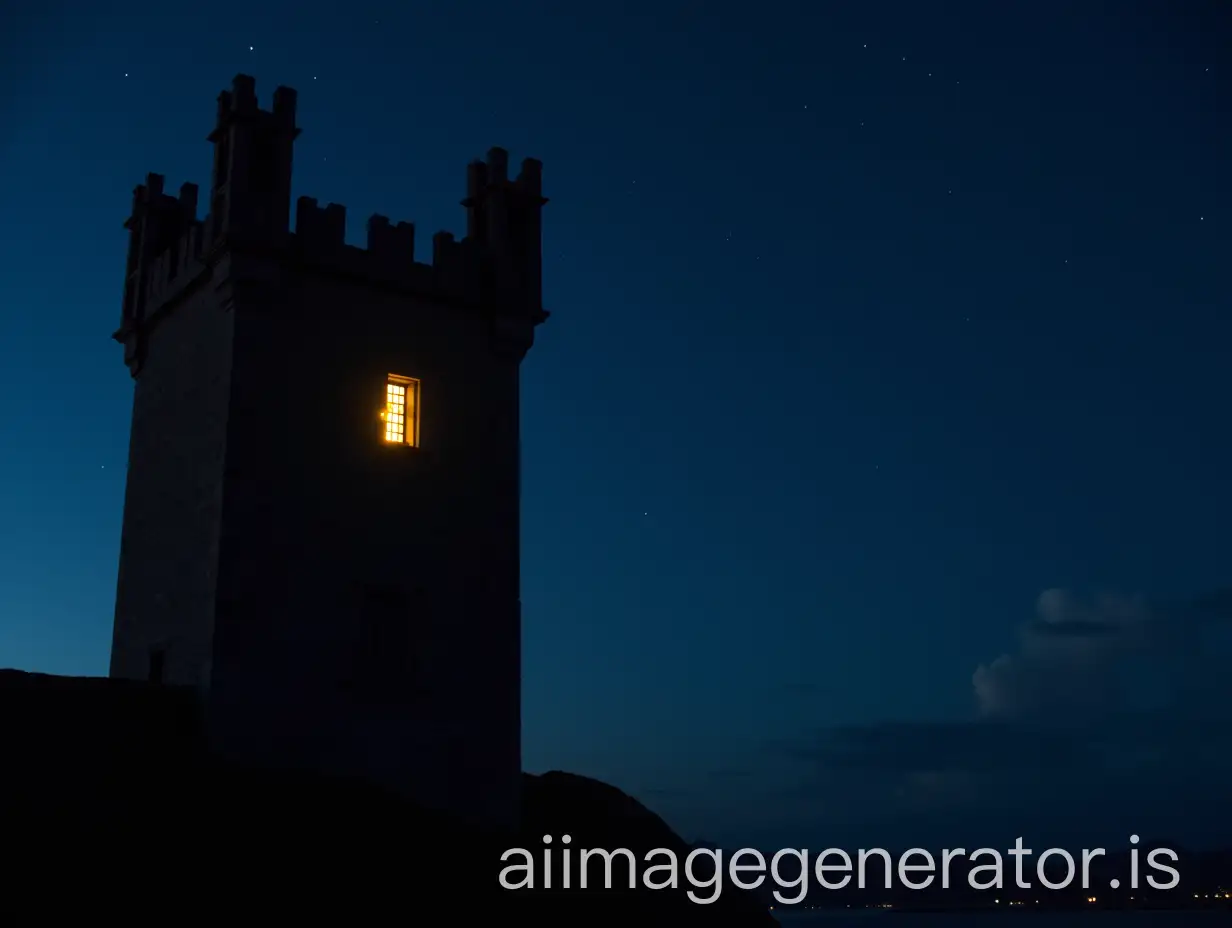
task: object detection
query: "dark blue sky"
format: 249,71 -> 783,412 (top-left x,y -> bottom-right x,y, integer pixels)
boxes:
3,1 -> 1230,851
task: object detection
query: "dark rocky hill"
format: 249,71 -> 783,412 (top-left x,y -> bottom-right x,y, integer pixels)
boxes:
0,670 -> 776,924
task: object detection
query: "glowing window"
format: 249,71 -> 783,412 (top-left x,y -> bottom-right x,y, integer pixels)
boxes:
382,375 -> 420,447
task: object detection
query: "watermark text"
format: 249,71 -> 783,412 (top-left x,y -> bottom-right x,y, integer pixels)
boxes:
498,834 -> 1180,904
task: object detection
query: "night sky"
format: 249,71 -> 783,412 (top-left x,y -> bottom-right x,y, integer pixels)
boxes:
3,1 -> 1230,853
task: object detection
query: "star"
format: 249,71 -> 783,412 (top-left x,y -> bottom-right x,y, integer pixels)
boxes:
248,46 -> 254,51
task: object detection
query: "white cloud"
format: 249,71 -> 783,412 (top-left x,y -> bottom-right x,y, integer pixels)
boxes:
973,588 -> 1231,722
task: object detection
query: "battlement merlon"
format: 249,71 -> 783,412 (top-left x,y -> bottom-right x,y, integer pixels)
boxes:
203,75 -> 301,248
207,74 -> 299,144
118,172 -> 204,350
367,214 -> 416,263
121,174 -> 201,256
462,148 -> 548,243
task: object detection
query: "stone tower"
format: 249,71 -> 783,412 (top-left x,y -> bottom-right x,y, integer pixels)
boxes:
109,74 -> 547,827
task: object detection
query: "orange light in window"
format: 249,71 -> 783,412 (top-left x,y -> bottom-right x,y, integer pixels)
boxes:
383,375 -> 420,446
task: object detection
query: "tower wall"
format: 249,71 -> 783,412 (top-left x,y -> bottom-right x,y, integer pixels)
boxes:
109,75 -> 545,829
206,259 -> 523,824
110,277 -> 233,689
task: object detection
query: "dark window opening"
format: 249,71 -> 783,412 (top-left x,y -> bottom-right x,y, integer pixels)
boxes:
148,648 -> 165,684
345,584 -> 421,702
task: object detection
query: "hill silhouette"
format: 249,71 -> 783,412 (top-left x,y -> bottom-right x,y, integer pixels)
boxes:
0,669 -> 776,923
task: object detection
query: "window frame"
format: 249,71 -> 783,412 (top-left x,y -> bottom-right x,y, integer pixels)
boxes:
383,374 -> 421,448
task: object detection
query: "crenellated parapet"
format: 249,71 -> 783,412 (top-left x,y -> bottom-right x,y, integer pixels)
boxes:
115,75 -> 547,377
288,143 -> 546,315
116,174 -> 207,374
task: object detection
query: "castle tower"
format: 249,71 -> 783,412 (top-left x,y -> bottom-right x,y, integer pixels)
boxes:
109,75 -> 547,827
